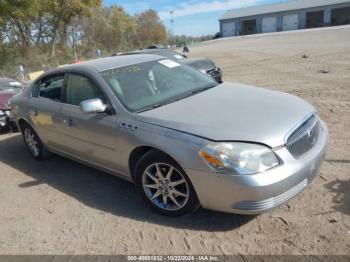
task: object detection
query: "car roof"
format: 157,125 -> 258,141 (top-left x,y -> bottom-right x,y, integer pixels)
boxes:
127,48 -> 173,55
35,54 -> 167,82
61,54 -> 162,72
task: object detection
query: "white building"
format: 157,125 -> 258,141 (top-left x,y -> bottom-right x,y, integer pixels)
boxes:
219,0 -> 350,37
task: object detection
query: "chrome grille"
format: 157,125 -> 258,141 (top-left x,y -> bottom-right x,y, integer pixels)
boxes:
286,114 -> 321,158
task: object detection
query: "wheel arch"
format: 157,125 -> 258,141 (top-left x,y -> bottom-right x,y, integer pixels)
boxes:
17,118 -> 30,132
128,145 -> 184,180
17,118 -> 43,142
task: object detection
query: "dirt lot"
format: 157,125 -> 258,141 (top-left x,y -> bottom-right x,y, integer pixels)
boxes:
0,26 -> 349,255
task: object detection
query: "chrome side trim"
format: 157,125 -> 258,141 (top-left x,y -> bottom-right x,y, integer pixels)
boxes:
232,178 -> 308,211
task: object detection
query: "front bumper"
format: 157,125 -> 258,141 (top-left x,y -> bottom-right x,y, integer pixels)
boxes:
0,111 -> 16,130
186,121 -> 328,215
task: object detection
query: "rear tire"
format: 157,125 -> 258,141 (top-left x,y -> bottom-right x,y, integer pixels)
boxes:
134,150 -> 200,216
21,123 -> 50,161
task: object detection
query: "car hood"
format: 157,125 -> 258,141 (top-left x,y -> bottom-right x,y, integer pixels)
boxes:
181,58 -> 216,71
0,90 -> 17,110
136,83 -> 315,148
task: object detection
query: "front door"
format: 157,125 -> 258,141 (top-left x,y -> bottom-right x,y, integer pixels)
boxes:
56,73 -> 123,173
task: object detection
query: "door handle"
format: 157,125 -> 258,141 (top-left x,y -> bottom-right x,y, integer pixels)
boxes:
63,119 -> 73,127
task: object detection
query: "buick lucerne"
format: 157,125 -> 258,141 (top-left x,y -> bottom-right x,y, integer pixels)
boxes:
10,55 -> 328,216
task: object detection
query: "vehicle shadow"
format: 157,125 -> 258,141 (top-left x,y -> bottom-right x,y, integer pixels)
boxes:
324,178 -> 350,216
0,134 -> 254,231
0,128 -> 10,135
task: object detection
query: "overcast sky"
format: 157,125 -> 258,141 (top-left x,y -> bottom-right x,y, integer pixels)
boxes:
103,0 -> 284,36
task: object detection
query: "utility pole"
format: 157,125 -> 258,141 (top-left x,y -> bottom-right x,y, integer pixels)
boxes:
170,10 -> 175,47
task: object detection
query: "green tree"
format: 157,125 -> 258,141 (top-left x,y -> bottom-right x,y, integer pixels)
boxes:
82,6 -> 137,55
41,0 -> 101,56
136,9 -> 166,47
82,7 -> 113,55
0,2 -> 173,77
110,6 -> 137,52
0,0 -> 40,47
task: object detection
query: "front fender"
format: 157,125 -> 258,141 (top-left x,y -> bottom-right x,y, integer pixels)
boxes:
129,121 -> 210,172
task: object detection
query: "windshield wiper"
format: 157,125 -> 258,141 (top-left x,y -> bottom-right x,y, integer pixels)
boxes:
191,85 -> 215,95
135,103 -> 167,113
181,83 -> 217,98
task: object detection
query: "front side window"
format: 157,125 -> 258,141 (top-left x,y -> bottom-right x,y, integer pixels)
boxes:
100,59 -> 218,112
36,75 -> 65,102
66,74 -> 105,106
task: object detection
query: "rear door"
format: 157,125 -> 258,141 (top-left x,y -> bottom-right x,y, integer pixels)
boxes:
56,72 -> 124,172
29,74 -> 65,148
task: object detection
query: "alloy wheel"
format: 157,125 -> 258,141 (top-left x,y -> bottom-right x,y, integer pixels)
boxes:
24,127 -> 40,157
142,163 -> 190,211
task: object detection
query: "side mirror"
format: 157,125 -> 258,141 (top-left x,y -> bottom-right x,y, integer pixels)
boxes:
80,99 -> 107,114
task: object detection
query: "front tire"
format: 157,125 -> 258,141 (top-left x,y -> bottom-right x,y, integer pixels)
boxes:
134,150 -> 200,216
21,123 -> 50,160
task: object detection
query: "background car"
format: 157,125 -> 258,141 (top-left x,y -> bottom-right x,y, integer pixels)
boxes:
113,46 -> 223,83
0,78 -> 25,131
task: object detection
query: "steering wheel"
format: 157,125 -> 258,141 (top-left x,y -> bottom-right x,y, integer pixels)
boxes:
157,77 -> 173,91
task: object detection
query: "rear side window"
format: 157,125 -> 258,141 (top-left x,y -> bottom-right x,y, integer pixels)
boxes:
33,75 -> 65,102
65,74 -> 106,106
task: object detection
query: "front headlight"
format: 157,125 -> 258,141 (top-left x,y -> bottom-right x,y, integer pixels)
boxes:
199,142 -> 280,175
0,110 -> 4,116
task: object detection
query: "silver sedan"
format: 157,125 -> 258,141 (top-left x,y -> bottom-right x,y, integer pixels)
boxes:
10,54 -> 328,216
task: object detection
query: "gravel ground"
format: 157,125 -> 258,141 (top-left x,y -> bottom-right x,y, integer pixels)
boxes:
0,26 -> 349,255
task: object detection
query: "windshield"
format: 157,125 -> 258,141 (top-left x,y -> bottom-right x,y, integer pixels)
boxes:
0,81 -> 24,91
100,59 -> 218,112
